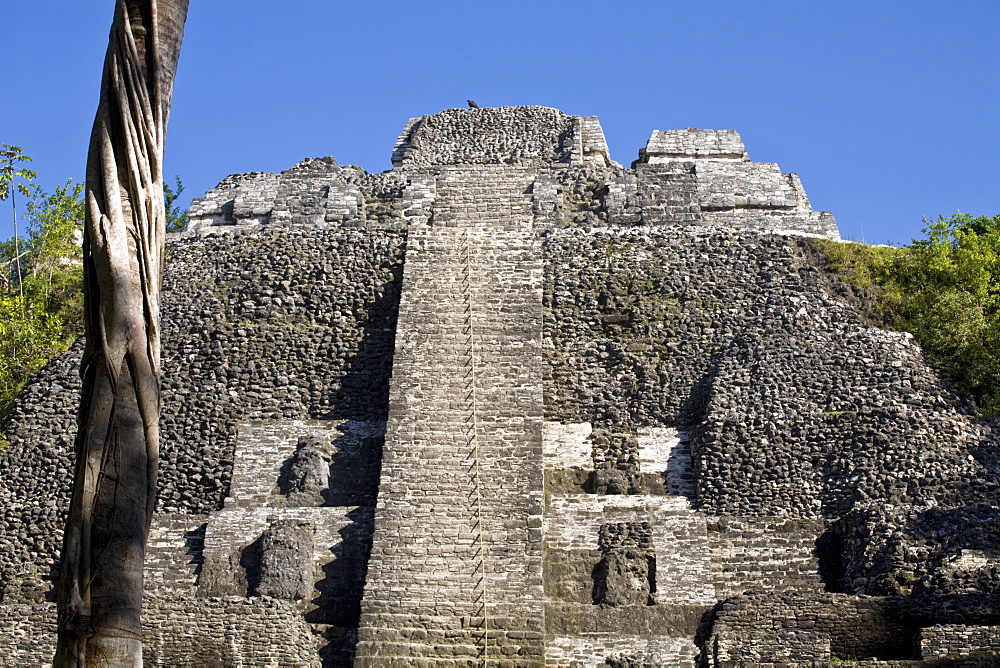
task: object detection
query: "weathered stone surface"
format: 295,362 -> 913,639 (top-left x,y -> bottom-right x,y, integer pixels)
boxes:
279,436 -> 330,503
391,106 -> 612,168
0,598 -> 319,667
546,634 -> 698,668
825,503 -> 1000,599
921,624 -> 1000,661
254,520 -> 315,600
594,549 -> 655,607
2,106 -> 998,666
588,468 -> 644,495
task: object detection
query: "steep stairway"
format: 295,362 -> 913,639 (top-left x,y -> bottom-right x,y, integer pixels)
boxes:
356,167 -> 546,666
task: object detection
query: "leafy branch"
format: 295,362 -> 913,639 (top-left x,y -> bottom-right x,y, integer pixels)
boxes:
164,175 -> 189,233
0,144 -> 37,301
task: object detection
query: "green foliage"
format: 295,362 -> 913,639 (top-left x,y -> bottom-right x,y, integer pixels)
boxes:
812,238 -> 899,291
0,160 -> 189,422
23,181 -> 86,335
818,213 -> 1000,416
887,214 -> 1000,415
0,172 -> 85,421
0,144 -> 38,295
164,175 -> 189,233
0,294 -> 64,418
0,144 -> 36,201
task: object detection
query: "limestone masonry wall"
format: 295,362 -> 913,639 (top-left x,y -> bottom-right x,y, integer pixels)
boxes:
0,598 -> 318,667
921,625 -> 1000,661
641,129 -> 749,161
2,106 -> 998,666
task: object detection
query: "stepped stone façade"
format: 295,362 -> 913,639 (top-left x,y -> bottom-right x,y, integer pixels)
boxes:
2,106 -> 999,666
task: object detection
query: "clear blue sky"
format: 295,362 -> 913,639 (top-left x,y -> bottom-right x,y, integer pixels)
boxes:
3,1 -> 998,245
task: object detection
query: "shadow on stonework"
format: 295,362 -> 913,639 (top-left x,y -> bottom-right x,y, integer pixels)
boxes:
185,522 -> 206,586
238,533 -> 264,596
815,527 -> 848,594
324,432 -> 383,507
319,262 -> 403,422
693,601 -> 725,663
664,430 -> 697,503
677,350 -> 723,427
831,598 -> 921,661
970,419 -> 1000,483
307,506 -> 375,667
676,354 -> 725,510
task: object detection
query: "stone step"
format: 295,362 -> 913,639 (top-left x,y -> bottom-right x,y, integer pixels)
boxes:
357,609 -> 541,627
355,639 -> 543,660
355,654 -> 532,668
545,633 -> 698,667
354,641 -> 489,659
356,626 -> 545,646
356,219 -> 545,663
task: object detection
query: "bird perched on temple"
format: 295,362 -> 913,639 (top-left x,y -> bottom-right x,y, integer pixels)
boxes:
467,100 -> 479,109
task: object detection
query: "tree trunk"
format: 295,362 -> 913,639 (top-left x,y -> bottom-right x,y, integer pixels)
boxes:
55,1 -> 188,666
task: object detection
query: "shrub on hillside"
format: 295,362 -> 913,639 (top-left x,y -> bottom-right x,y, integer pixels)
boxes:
817,213 -> 1000,416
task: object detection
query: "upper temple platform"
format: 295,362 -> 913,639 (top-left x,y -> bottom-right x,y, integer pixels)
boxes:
390,106 -> 617,168
187,105 -> 840,239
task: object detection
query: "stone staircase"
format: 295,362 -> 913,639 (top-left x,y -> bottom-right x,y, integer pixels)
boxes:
143,514 -> 205,596
432,166 -> 536,228
460,225 -> 491,650
355,169 -> 546,665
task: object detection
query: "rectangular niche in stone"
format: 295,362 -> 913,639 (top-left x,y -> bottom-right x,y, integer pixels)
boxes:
594,521 -> 657,607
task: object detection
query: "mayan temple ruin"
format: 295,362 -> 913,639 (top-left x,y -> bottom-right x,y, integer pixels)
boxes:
2,106 -> 1000,666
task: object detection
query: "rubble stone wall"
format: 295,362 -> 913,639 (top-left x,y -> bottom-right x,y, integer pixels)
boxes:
0,227 -> 404,599
392,106 -> 580,167
541,227 -> 996,519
